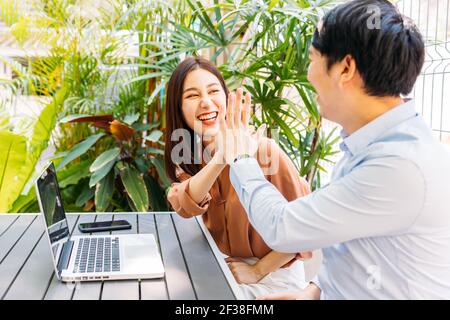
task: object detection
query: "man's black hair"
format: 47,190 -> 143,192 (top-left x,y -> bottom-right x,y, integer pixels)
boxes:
312,0 -> 425,97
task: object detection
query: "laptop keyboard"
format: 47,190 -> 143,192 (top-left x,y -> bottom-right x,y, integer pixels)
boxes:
73,237 -> 120,273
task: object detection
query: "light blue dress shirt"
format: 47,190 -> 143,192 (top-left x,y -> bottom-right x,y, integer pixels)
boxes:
229,100 -> 450,299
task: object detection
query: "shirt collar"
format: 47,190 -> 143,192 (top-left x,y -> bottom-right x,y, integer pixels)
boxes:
340,99 -> 418,155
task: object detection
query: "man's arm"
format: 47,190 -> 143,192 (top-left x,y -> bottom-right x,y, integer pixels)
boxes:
229,156 -> 425,253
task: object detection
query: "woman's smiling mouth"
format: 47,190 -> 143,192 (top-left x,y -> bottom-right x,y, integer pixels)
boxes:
197,111 -> 218,123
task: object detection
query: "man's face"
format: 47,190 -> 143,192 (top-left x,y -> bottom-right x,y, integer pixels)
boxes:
307,45 -> 341,122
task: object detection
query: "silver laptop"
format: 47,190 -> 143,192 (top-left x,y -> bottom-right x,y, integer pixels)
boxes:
35,162 -> 165,282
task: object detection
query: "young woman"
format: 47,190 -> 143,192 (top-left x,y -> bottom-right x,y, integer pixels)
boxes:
164,56 -> 313,299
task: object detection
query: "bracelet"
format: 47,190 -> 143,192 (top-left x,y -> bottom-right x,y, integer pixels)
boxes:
233,154 -> 251,163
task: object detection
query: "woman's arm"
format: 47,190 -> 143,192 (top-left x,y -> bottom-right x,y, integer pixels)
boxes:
167,151 -> 226,218
187,152 -> 226,204
254,251 -> 297,276
227,251 -> 296,284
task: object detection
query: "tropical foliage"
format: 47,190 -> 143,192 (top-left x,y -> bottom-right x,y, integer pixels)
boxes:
0,0 -> 339,213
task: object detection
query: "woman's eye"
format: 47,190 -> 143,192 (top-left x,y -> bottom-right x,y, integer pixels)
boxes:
186,94 -> 198,99
209,89 -> 220,94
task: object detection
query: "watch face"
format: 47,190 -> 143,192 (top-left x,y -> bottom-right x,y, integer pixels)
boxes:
234,154 -> 251,162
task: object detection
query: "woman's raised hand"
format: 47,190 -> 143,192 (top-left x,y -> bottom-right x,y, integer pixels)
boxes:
216,88 -> 265,164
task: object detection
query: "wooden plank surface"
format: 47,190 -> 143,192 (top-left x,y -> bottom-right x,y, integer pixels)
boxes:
0,213 -> 237,300
138,214 -> 168,300
155,214 -> 196,300
0,215 -> 36,262
0,215 -> 19,237
0,216 -> 44,299
172,214 -> 235,300
3,215 -> 78,300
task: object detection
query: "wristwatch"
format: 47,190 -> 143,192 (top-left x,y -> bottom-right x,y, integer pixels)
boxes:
233,154 -> 251,163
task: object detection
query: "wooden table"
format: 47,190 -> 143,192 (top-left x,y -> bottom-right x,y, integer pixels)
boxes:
0,212 -> 244,300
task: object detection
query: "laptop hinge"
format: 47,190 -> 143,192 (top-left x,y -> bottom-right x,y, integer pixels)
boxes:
57,240 -> 74,277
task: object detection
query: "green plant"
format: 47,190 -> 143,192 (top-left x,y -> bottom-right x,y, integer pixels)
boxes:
1,0 -> 341,214
1,0 -> 172,212
56,114 -> 169,212
130,0 -> 339,189
0,0 -> 20,26
227,0 -> 339,188
0,88 -> 67,212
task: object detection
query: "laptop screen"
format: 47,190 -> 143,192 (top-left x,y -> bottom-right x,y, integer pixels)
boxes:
36,163 -> 70,253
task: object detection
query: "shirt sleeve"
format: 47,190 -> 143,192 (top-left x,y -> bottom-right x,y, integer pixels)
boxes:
229,156 -> 425,253
262,139 -> 311,200
259,139 -> 312,264
167,179 -> 212,218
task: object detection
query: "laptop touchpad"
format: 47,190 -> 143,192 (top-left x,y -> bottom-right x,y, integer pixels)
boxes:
123,235 -> 158,266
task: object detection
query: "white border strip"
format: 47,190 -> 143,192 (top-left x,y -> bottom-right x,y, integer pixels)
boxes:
195,216 -> 246,300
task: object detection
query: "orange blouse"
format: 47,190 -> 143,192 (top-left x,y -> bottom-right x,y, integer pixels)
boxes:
167,137 -> 311,259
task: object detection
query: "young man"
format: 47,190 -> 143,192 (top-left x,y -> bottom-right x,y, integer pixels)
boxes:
217,0 -> 450,299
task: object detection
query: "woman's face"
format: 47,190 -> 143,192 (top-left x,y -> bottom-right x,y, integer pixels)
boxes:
181,68 -> 227,139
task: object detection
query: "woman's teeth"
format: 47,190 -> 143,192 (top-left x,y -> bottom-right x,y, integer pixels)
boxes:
198,112 -> 218,121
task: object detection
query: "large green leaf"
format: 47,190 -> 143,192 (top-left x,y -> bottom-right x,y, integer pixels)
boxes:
57,133 -> 105,170
59,114 -> 92,123
57,159 -> 92,188
14,87 -> 67,200
90,147 -> 120,172
144,175 -> 168,211
75,187 -> 95,207
118,163 -> 149,212
132,122 -> 160,132
95,170 -> 115,212
0,131 -> 27,212
145,130 -> 163,142
150,157 -> 171,189
89,159 -> 115,187
123,113 -> 140,125
9,188 -> 38,213
29,88 -> 67,163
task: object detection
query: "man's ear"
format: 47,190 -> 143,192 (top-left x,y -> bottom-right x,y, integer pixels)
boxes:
339,54 -> 357,87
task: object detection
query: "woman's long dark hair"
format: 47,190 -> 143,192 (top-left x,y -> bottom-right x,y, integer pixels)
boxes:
164,56 -> 229,183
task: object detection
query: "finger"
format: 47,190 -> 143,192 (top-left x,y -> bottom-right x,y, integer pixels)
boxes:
227,92 -> 235,129
225,257 -> 242,263
241,91 -> 251,128
234,88 -> 243,129
255,123 -> 266,141
219,100 -> 227,132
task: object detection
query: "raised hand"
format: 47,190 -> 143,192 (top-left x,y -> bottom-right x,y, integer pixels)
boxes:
215,88 -> 265,164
